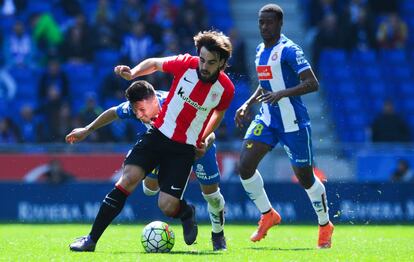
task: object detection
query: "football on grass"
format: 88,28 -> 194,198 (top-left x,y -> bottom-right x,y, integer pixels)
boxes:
141,221 -> 175,253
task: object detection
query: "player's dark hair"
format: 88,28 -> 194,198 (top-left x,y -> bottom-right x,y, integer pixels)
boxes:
125,80 -> 155,103
259,4 -> 284,21
193,30 -> 232,70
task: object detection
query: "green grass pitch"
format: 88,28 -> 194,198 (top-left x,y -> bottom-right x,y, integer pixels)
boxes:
1,224 -> 414,261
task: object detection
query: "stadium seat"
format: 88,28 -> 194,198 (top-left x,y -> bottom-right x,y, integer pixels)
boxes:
319,49 -> 347,67
379,49 -> 407,64
351,49 -> 377,65
358,66 -> 382,82
94,49 -> 120,67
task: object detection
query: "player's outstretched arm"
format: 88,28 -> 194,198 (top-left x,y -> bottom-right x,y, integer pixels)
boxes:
114,57 -> 169,81
65,107 -> 118,144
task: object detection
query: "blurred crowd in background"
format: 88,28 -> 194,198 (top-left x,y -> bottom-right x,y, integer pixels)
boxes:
0,0 -> 412,146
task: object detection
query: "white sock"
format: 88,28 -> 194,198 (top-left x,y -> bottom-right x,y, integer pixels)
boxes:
240,170 -> 272,213
305,176 -> 329,225
142,182 -> 159,196
202,188 -> 225,233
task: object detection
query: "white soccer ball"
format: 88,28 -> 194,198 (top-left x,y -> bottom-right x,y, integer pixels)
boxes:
141,221 -> 175,253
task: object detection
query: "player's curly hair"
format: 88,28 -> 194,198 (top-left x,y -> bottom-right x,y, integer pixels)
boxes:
193,30 -> 232,70
125,80 -> 155,103
259,4 -> 284,21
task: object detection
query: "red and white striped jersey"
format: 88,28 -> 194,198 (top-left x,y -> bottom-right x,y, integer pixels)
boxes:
154,54 -> 234,147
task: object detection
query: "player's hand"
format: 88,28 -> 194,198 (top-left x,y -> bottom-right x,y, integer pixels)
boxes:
235,103 -> 250,129
65,128 -> 90,144
114,65 -> 133,80
195,142 -> 207,160
257,90 -> 285,105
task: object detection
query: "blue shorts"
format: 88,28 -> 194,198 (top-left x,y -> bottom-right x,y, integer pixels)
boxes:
244,118 -> 313,167
147,144 -> 220,185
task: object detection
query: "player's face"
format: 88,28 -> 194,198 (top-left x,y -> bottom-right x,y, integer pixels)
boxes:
258,11 -> 282,42
131,96 -> 160,124
198,46 -> 224,82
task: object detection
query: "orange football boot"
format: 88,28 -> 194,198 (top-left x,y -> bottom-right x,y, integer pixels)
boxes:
250,208 -> 281,242
318,221 -> 334,248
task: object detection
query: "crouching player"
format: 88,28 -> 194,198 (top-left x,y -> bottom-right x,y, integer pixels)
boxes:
66,80 -> 227,251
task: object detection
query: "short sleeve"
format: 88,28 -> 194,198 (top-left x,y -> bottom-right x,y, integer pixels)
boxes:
162,53 -> 194,75
115,102 -> 134,119
283,44 -> 311,74
215,77 -> 235,111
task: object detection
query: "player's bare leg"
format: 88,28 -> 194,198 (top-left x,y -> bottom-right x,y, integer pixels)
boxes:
70,165 -> 145,251
293,165 -> 334,248
239,140 -> 281,242
201,183 -> 226,251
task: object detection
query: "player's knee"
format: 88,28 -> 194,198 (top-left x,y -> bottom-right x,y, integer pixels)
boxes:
119,165 -> 144,188
238,161 -> 256,180
158,196 -> 180,217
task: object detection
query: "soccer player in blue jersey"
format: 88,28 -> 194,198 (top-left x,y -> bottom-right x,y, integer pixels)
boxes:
234,4 -> 334,248
66,80 -> 227,251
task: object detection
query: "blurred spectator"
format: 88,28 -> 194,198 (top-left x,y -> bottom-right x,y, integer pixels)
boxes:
3,20 -> 37,68
174,9 -> 200,53
45,159 -> 74,184
57,0 -> 82,17
60,14 -> 93,63
18,104 -> 42,143
309,0 -> 340,27
30,13 -> 63,56
120,22 -> 155,65
91,3 -> 119,50
93,0 -> 114,23
57,102 -> 74,141
0,116 -> 19,143
149,0 -> 178,29
0,0 -> 27,15
368,0 -> 400,16
37,85 -> 66,142
227,28 -> 249,80
100,69 -> 129,102
312,13 -> 343,66
24,159 -> 75,184
179,0 -> 208,29
38,59 -> 69,105
344,7 -> 376,50
376,13 -> 408,49
391,159 -> 413,182
78,92 -> 112,142
115,0 -> 145,36
371,100 -> 411,143
160,28 -> 179,56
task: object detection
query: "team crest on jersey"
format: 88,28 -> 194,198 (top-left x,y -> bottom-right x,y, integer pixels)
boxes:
256,65 -> 273,80
271,52 -> 278,61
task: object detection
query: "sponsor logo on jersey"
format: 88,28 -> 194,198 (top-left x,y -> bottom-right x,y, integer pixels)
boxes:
295,50 -> 307,65
256,65 -> 273,80
177,87 -> 207,111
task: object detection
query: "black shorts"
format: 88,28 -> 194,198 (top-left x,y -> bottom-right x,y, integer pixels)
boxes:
124,128 -> 195,199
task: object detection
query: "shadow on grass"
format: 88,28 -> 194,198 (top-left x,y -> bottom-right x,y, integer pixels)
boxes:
105,250 -> 221,255
248,247 -> 314,251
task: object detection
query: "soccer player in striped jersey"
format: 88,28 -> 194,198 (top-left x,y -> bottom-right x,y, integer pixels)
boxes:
69,30 -> 234,252
67,80 -> 227,251
234,4 -> 334,248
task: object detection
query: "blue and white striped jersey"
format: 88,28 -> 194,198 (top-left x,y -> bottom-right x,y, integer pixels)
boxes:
115,90 -> 168,133
255,34 -> 312,132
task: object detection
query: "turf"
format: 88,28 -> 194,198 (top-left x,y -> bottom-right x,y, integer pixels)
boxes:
1,224 -> 414,261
